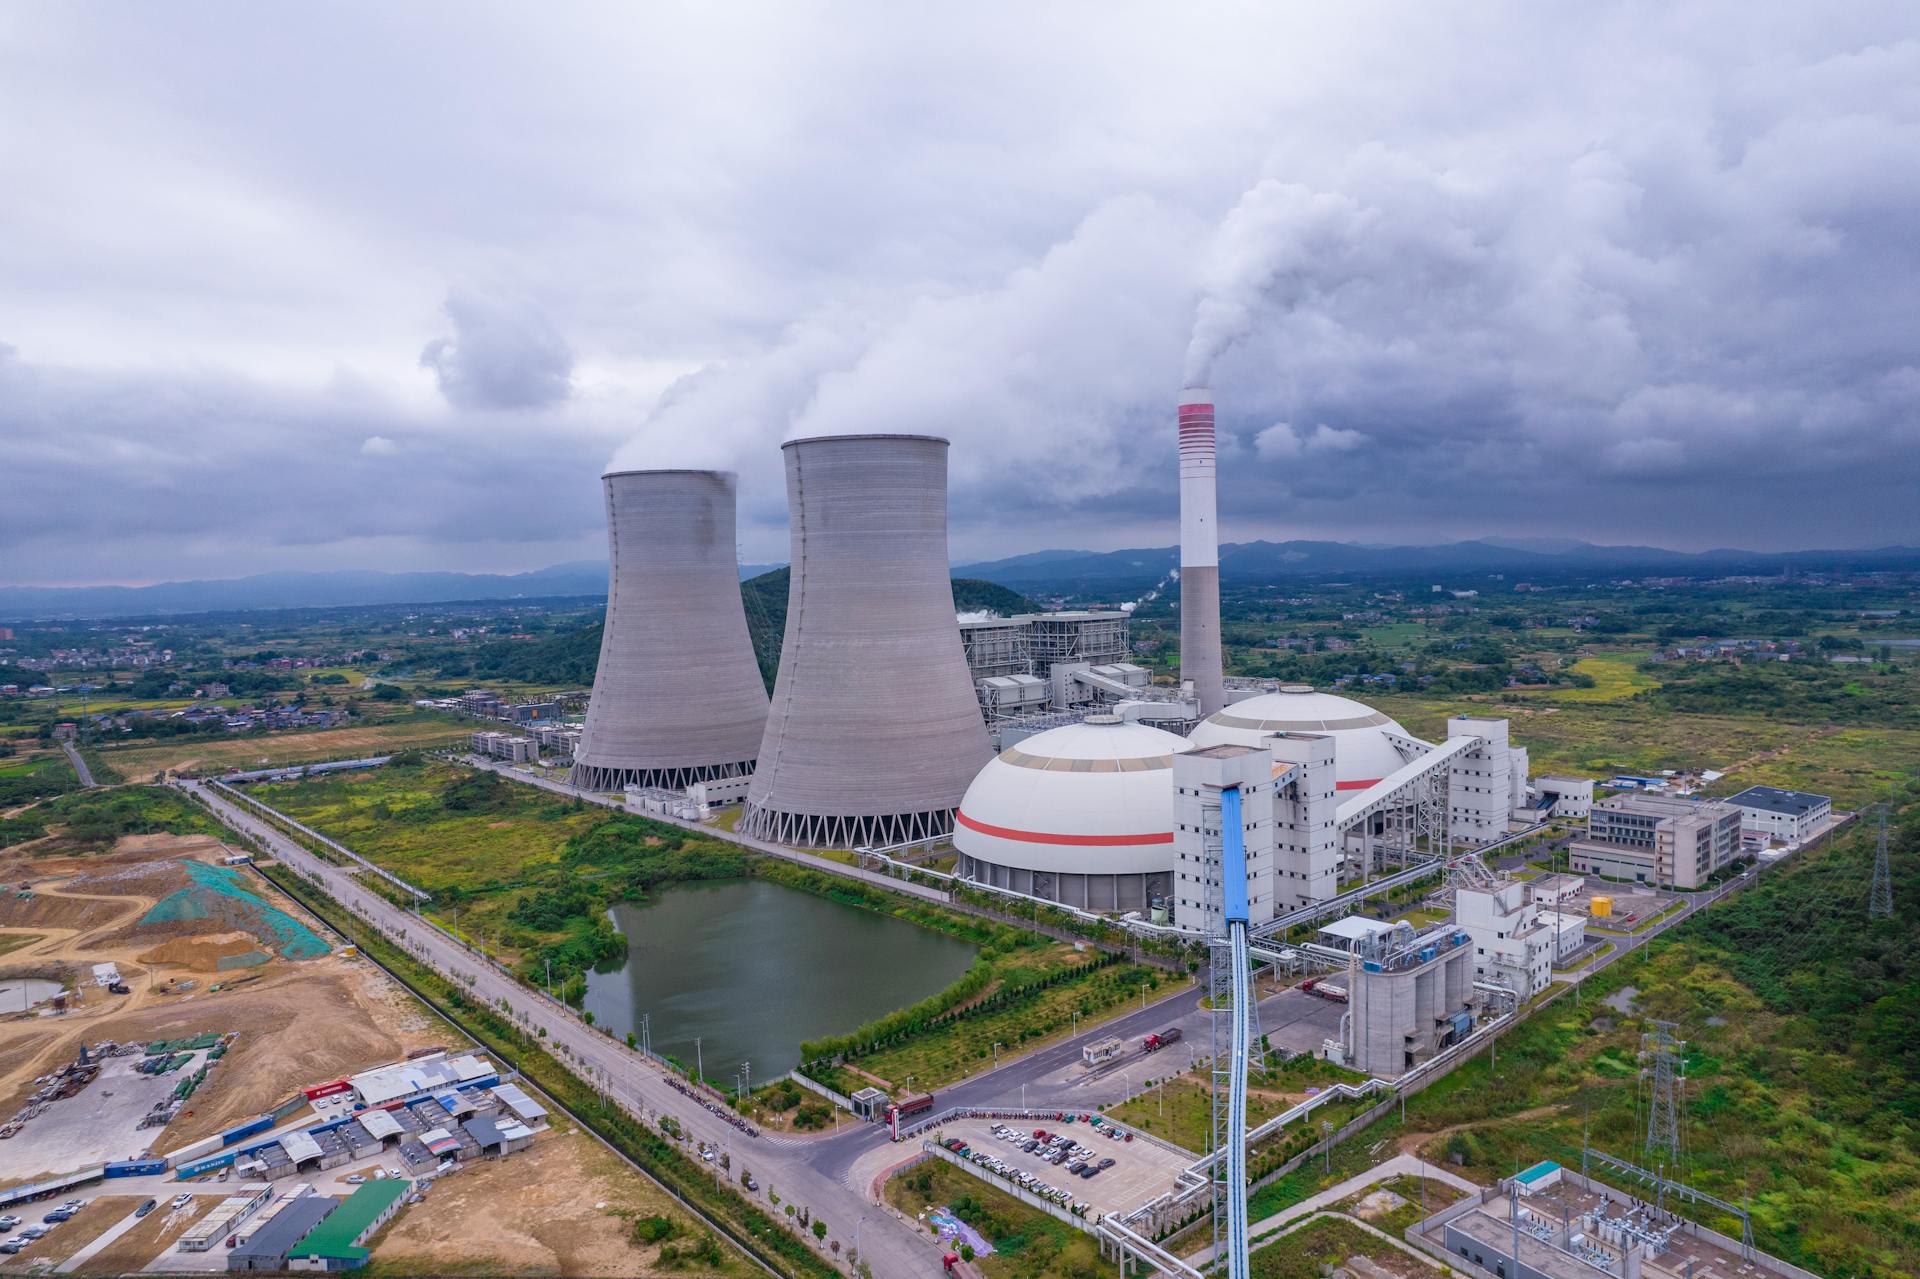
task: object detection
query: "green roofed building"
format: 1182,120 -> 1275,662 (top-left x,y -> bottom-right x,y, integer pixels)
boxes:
285,1178 -> 408,1271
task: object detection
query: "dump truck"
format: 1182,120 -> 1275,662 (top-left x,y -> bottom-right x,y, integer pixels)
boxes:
1142,1027 -> 1183,1053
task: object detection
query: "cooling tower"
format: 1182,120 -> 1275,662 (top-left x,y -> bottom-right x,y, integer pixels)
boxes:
1179,387 -> 1226,716
737,434 -> 993,848
569,470 -> 769,791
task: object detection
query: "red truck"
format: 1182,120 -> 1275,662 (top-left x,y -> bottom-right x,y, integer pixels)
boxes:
1142,1027 -> 1184,1053
1300,978 -> 1348,1003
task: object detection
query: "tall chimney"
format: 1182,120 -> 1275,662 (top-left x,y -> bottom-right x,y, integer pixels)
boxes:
1179,388 -> 1225,716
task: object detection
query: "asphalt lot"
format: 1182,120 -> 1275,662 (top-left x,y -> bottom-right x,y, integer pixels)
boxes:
929,1117 -> 1192,1218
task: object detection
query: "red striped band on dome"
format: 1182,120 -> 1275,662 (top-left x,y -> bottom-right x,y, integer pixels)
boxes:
956,810 -> 1174,846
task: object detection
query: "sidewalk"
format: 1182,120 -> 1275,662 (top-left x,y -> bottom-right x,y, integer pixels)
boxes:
1187,1152 -> 1478,1266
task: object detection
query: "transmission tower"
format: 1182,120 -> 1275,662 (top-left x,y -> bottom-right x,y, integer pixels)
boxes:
1642,1020 -> 1685,1167
1870,805 -> 1895,920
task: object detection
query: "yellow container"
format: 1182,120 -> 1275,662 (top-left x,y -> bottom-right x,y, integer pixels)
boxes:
1589,895 -> 1613,918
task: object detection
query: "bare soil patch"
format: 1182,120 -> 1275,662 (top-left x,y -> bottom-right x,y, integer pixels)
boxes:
368,1123 -> 747,1277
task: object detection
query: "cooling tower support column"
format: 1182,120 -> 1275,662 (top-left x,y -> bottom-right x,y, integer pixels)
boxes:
569,470 -> 770,792
738,434 -> 993,849
1180,388 -> 1226,716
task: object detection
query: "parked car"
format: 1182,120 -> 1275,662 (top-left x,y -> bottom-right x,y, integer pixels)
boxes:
0,1216 -> 17,1230
171,1194 -> 194,1209
135,1200 -> 157,1218
0,1240 -> 25,1255
344,1175 -> 367,1185
1098,1157 -> 1116,1169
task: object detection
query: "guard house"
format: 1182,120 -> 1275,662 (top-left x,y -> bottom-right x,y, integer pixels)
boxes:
850,1087 -> 889,1121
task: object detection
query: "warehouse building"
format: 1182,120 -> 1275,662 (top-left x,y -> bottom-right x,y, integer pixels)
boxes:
284,1179 -> 409,1272
1570,794 -> 1742,890
1723,785 -> 1831,845
347,1052 -> 496,1108
228,1195 -> 338,1273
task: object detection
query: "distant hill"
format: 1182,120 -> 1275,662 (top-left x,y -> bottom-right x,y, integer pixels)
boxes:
10,537 -> 1917,621
954,539 -> 1920,590
463,569 -> 1036,692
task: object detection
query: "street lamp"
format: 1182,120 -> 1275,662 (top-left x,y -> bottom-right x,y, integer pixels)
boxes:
991,1043 -> 1003,1070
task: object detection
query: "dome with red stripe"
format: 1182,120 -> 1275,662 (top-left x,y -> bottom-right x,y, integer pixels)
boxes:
1186,684 -> 1409,791
954,716 -> 1193,877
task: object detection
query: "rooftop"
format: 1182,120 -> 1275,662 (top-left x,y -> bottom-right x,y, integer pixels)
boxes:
1725,784 -> 1830,816
289,1178 -> 409,1263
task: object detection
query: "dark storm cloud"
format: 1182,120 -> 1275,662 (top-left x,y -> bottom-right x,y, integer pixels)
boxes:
420,290 -> 574,412
2,3 -> 1918,584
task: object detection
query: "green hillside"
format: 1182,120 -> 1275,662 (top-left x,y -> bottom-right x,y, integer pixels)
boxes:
461,570 -> 1036,691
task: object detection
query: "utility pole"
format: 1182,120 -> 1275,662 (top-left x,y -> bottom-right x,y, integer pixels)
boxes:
696,1037 -> 703,1084
1870,805 -> 1895,919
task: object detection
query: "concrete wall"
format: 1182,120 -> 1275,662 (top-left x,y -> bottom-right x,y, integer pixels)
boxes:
571,470 -> 769,790
741,435 -> 993,848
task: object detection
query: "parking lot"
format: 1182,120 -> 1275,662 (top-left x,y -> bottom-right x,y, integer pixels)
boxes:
929,1116 -> 1194,1218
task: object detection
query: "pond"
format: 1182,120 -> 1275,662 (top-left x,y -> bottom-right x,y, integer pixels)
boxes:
583,878 -> 977,1083
0,978 -> 63,1014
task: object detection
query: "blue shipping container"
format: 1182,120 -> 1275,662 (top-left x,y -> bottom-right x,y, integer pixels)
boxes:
174,1152 -> 238,1180
103,1159 -> 167,1178
220,1115 -> 275,1146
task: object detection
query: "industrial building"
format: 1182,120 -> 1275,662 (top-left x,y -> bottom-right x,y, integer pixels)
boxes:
1570,794 -> 1743,889
953,715 -> 1191,914
469,730 -> 535,764
571,470 -> 770,792
1455,881 -> 1556,1000
1533,775 -> 1595,818
959,610 -> 1152,728
740,434 -> 993,848
1418,1163 -> 1808,1279
1723,785 -> 1831,845
1340,923 -> 1476,1076
1171,743 -> 1276,929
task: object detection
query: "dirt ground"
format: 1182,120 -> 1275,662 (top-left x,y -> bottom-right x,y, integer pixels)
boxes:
73,1193 -> 224,1275
368,1123 -> 748,1277
0,1195 -> 144,1273
0,834 -> 445,1155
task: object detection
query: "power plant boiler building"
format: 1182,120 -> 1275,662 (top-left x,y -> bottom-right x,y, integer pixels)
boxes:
570,470 -> 770,792
739,434 -> 993,848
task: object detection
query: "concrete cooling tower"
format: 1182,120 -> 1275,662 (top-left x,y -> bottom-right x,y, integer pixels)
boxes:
569,470 -> 770,791
738,434 -> 993,848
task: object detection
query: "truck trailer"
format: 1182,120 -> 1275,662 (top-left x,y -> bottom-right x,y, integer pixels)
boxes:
1142,1027 -> 1183,1053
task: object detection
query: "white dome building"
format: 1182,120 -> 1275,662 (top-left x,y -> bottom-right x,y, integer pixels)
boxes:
1187,684 -> 1410,793
955,715 -> 1192,913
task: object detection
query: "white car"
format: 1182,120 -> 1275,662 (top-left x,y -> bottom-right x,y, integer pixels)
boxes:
171,1194 -> 193,1209
344,1175 -> 367,1185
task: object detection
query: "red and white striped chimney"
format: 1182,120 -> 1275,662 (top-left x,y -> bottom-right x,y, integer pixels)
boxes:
1178,388 -> 1225,716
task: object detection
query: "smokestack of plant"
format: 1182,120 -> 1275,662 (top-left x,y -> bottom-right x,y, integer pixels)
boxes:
1178,387 -> 1225,716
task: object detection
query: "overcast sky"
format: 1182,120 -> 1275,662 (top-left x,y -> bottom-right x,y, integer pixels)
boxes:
4,4 -> 1918,586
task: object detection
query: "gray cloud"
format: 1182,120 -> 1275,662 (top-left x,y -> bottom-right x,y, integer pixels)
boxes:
420,290 -> 574,411
1,3 -> 1918,585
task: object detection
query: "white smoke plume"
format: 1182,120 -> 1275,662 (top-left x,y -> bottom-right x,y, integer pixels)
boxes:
1183,181 -> 1377,387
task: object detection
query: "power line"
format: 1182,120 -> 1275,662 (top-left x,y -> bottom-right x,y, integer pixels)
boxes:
1642,1019 -> 1685,1170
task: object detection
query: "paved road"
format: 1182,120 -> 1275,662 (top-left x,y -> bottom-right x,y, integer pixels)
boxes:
185,778 -> 934,1278
62,741 -> 96,788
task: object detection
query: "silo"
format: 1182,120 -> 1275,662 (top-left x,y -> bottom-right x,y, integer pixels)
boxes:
738,434 -> 992,848
569,470 -> 769,791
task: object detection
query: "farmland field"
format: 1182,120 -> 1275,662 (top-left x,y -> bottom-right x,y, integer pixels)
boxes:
1369,692 -> 1920,807
1514,650 -> 1661,702
91,709 -> 469,782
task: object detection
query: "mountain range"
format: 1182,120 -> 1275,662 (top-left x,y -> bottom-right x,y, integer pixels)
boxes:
4,540 -> 1915,620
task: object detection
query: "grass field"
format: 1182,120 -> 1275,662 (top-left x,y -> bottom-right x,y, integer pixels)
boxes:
1108,1066 -> 1322,1154
93,710 -> 469,782
252,757 -> 603,897
885,1154 -> 1104,1279
1248,1216 -> 1433,1279
1515,651 -> 1661,703
1370,692 -> 1920,808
